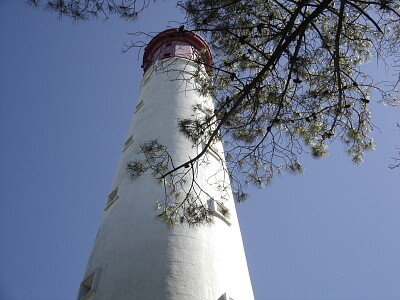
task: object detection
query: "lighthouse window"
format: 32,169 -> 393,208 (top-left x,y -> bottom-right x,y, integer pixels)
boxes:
141,75 -> 151,88
78,269 -> 100,300
208,198 -> 231,226
202,143 -> 221,161
122,135 -> 134,152
219,292 -> 235,300
207,146 -> 221,161
105,186 -> 119,210
134,100 -> 144,114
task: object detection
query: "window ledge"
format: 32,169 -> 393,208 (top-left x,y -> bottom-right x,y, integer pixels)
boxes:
80,290 -> 95,300
104,196 -> 120,211
212,210 -> 232,226
134,100 -> 144,114
208,199 -> 232,226
122,138 -> 134,153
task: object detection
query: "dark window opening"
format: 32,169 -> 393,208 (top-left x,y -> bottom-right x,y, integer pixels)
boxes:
78,272 -> 96,300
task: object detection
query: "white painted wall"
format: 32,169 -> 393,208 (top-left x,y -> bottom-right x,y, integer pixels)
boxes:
78,58 -> 254,300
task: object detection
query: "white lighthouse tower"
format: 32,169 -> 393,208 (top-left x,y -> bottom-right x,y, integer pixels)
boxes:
77,29 -> 254,300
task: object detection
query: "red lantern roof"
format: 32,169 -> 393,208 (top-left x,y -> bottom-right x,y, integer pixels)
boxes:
142,28 -> 213,74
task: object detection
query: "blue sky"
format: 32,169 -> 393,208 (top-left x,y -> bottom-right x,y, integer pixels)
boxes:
0,1 -> 399,300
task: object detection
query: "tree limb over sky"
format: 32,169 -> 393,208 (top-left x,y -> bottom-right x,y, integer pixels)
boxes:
28,0 -> 400,224
26,0 -> 151,21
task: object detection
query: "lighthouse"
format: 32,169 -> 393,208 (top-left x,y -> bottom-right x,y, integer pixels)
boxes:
77,29 -> 254,300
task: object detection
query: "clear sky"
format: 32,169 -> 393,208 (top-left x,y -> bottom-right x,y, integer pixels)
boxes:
0,1 -> 399,300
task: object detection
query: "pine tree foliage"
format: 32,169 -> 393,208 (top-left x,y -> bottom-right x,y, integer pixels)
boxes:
126,140 -> 215,226
158,0 -> 399,223
26,0 -> 150,21
29,0 -> 400,224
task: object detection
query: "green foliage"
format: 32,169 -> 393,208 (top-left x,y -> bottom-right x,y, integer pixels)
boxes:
177,0 -> 399,192
127,140 -> 219,225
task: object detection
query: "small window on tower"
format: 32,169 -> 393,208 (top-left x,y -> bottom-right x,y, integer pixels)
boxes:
208,198 -> 231,226
208,145 -> 221,161
134,100 -> 144,114
219,292 -> 235,300
202,142 -> 221,161
122,135 -> 134,152
141,75 -> 151,89
77,269 -> 100,300
105,186 -> 119,210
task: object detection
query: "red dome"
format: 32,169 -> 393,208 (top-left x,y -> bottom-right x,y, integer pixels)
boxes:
142,28 -> 213,74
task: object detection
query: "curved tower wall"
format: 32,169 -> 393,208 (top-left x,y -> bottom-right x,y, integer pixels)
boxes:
78,30 -> 254,300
